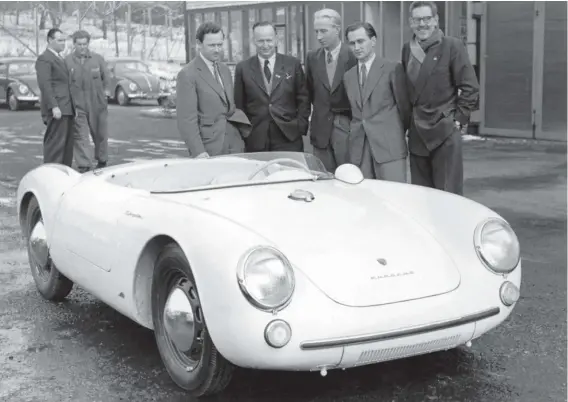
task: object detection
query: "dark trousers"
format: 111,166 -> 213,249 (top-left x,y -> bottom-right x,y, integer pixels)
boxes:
43,116 -> 74,167
73,108 -> 109,169
265,120 -> 304,152
409,130 -> 464,195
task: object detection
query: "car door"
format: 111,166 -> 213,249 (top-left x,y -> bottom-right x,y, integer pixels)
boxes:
0,62 -> 8,103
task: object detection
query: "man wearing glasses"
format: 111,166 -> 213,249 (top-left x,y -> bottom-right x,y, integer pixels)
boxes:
401,1 -> 479,195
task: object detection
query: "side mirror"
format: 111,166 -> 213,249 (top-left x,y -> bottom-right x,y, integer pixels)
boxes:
334,164 -> 364,184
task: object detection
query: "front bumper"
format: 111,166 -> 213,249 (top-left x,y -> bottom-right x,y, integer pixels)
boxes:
127,91 -> 171,100
16,95 -> 39,102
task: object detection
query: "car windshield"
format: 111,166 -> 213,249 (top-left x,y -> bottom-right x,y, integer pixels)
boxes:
8,61 -> 35,75
115,61 -> 150,74
143,152 -> 335,194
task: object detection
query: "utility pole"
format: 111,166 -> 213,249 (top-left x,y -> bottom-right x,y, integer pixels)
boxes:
113,0 -> 119,57
126,3 -> 131,56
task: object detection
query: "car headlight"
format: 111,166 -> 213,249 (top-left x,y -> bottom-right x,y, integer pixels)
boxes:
237,246 -> 295,311
128,82 -> 137,91
18,84 -> 29,94
474,218 -> 520,274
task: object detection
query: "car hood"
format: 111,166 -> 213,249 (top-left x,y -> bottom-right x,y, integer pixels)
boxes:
121,72 -> 160,92
12,75 -> 40,95
168,181 -> 461,307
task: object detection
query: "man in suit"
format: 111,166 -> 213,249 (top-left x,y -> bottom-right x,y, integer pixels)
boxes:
65,30 -> 111,172
401,1 -> 479,195
176,22 -> 248,158
234,22 -> 311,153
35,28 -> 75,166
305,9 -> 357,172
343,22 -> 411,182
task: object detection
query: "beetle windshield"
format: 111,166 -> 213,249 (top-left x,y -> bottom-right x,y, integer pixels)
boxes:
8,61 -> 35,75
115,61 -> 151,74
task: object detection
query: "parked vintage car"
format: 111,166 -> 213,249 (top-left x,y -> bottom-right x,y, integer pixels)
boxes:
17,153 -> 522,397
0,57 -> 40,111
106,57 -> 174,106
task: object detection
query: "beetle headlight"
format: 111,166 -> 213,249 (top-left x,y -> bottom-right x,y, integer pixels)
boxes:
18,84 -> 29,94
237,246 -> 295,311
474,218 -> 520,274
128,82 -> 138,91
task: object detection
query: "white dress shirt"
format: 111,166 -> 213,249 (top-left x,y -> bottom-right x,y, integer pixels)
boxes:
358,52 -> 376,86
325,41 -> 342,63
258,53 -> 276,77
200,52 -> 224,88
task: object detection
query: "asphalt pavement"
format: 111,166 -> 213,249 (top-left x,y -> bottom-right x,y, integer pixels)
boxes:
0,103 -> 566,402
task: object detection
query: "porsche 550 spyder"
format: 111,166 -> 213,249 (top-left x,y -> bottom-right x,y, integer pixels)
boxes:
16,152 -> 522,397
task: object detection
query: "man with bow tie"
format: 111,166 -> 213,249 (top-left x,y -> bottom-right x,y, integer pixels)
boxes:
305,9 -> 357,172
35,28 -> 75,166
234,21 -> 311,153
176,22 -> 248,158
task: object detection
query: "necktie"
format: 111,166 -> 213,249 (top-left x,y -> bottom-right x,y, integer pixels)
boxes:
327,52 -> 333,64
360,63 -> 367,88
213,62 -> 224,89
264,59 -> 272,83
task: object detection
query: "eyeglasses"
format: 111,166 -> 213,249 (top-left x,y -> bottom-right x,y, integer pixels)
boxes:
410,16 -> 434,24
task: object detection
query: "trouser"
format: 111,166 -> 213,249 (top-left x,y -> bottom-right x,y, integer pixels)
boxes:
73,108 -> 109,169
312,114 -> 350,172
409,129 -> 464,195
43,115 -> 74,167
266,120 -> 304,152
359,136 -> 407,183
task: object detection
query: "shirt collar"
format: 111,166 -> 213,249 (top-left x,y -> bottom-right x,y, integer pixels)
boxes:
358,52 -> 376,72
258,52 -> 276,66
48,48 -> 62,58
325,41 -> 342,61
199,52 -> 216,70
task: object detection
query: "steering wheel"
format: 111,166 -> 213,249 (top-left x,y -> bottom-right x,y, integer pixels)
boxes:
247,158 -> 314,180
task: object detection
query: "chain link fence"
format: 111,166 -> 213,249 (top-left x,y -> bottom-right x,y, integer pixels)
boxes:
0,1 -> 187,62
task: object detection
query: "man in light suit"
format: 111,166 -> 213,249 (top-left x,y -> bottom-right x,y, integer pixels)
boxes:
343,22 -> 411,182
176,22 -> 249,158
35,28 -> 75,166
305,8 -> 358,172
234,22 -> 311,153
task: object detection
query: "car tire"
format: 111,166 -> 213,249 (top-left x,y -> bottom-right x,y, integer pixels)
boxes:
25,196 -> 73,301
151,243 -> 234,397
116,87 -> 129,106
7,90 -> 20,111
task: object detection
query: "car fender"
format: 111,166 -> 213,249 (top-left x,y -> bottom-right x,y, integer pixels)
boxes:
17,164 -> 82,241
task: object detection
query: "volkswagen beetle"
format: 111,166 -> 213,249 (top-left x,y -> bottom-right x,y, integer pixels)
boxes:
0,57 -> 40,111
16,152 -> 522,397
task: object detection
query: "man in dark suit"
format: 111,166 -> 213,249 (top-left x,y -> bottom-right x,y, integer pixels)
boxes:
305,9 -> 358,172
36,28 -> 75,166
176,22 -> 249,158
401,1 -> 479,195
234,22 -> 311,153
343,22 -> 411,182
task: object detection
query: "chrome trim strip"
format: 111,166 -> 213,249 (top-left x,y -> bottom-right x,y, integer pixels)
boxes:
300,307 -> 501,350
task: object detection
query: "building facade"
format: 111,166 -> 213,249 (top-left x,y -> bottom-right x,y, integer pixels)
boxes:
183,1 -> 567,141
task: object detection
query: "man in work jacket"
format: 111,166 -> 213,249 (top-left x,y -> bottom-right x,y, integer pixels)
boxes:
65,30 -> 111,172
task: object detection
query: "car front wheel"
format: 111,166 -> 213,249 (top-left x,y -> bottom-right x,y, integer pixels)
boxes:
151,243 -> 234,397
25,196 -> 73,301
8,90 -> 20,111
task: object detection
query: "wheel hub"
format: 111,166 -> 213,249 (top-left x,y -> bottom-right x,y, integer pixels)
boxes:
163,286 -> 196,353
29,221 -> 49,269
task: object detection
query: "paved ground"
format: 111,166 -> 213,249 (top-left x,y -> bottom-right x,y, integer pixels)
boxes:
0,104 -> 566,402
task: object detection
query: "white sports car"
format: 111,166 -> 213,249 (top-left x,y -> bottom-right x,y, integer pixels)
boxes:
16,152 -> 521,397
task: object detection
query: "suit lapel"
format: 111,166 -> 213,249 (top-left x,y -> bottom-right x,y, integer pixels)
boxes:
316,49 -> 330,91
330,44 -> 349,93
249,56 -> 269,95
196,56 -> 228,106
46,50 -> 67,73
349,68 -> 363,111
362,58 -> 385,105
269,54 -> 287,94
412,42 -> 443,103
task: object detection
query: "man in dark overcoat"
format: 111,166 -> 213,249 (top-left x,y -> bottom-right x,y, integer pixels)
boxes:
401,1 -> 479,195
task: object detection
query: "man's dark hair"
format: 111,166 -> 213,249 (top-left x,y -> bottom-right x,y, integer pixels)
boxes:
72,30 -> 91,43
47,28 -> 63,41
252,21 -> 276,34
409,1 -> 438,17
196,21 -> 224,43
344,22 -> 377,40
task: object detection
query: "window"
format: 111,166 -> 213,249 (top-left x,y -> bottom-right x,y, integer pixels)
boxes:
230,10 -> 243,62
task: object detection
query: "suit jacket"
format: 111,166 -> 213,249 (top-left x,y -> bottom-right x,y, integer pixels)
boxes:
65,50 -> 111,113
343,57 -> 411,165
176,55 -> 249,156
35,49 -> 74,121
401,36 -> 479,153
234,53 -> 311,152
305,43 -> 358,149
